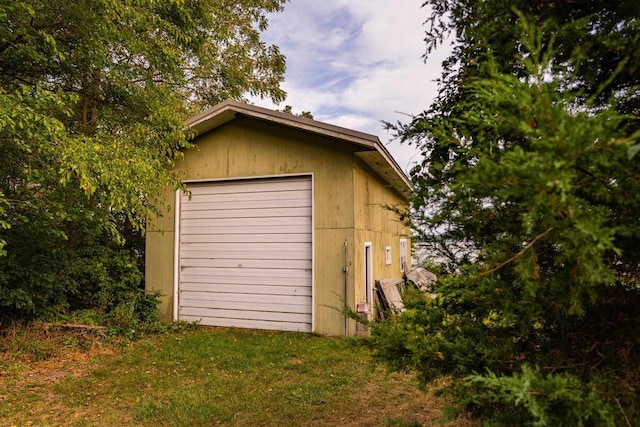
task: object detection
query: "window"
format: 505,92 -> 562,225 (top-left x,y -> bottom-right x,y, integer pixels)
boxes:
385,246 -> 392,265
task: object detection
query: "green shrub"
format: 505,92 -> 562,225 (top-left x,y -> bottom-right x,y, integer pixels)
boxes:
464,366 -> 615,427
104,290 -> 164,339
370,11 -> 640,426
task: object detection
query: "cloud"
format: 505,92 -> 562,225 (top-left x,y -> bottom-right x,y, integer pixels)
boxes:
251,0 -> 451,171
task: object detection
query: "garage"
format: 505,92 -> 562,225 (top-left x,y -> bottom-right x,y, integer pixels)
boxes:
146,100 -> 412,335
176,175 -> 313,332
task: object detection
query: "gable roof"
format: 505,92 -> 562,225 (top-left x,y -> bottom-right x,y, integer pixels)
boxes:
185,100 -> 413,199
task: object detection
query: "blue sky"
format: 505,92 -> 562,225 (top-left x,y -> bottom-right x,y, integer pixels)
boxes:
251,0 -> 452,173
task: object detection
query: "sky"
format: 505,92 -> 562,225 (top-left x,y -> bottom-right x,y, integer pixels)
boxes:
250,0 -> 452,173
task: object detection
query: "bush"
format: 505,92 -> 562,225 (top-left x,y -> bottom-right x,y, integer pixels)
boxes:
0,194 -> 145,323
105,290 -> 164,339
463,366 -> 616,427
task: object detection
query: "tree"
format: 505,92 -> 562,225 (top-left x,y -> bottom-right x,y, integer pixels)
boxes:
277,105 -> 314,119
0,1 -> 287,318
371,3 -> 640,425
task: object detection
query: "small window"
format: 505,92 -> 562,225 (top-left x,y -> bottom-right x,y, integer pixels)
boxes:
385,246 -> 392,265
400,239 -> 408,273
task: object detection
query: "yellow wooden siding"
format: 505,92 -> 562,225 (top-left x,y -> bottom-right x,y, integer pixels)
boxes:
145,185 -> 177,322
145,230 -> 175,321
314,228 -> 356,335
352,158 -> 410,313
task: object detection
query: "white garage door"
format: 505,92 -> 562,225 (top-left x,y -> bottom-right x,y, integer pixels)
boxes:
177,176 -> 313,332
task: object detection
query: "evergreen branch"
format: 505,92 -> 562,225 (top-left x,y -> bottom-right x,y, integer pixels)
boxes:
614,396 -> 633,427
478,227 -> 553,277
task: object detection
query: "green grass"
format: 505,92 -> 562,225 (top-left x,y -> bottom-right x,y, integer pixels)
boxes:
0,326 -> 473,426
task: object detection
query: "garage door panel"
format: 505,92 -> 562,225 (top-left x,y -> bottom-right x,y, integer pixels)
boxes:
179,315 -> 312,333
178,176 -> 312,332
181,207 -> 311,220
180,233 -> 311,244
181,258 -> 311,270
179,297 -> 312,315
180,290 -> 311,305
180,248 -> 312,261
181,266 -> 311,280
183,198 -> 310,211
180,282 -> 312,296
180,307 -> 311,324
181,242 -> 310,253
181,216 -> 311,229
186,189 -> 310,205
188,178 -> 311,196
180,224 -> 310,236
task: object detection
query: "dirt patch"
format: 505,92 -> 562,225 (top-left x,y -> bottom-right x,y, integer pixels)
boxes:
0,326 -> 126,426
0,324 -> 118,392
23,345 -> 114,382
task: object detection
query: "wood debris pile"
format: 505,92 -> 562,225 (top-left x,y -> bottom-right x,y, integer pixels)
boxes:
374,268 -> 437,320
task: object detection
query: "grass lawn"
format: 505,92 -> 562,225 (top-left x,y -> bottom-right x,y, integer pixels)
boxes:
0,324 -> 473,426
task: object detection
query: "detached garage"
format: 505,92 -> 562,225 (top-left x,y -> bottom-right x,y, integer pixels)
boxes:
146,100 -> 412,336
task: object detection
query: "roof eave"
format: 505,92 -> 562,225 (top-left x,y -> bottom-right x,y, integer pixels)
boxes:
185,100 -> 414,199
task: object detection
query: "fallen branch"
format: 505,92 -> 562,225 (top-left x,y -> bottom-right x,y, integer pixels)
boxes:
42,322 -> 107,337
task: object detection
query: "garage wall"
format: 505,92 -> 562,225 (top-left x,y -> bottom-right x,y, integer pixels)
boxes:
352,158 -> 410,309
146,185 -> 177,322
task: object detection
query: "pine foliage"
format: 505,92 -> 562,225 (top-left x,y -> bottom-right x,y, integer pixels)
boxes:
372,7 -> 640,426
